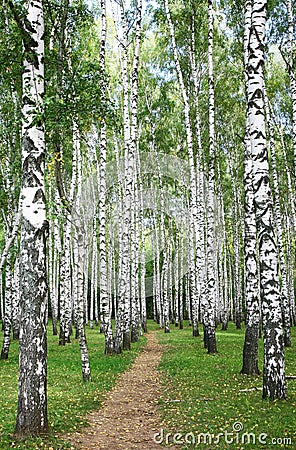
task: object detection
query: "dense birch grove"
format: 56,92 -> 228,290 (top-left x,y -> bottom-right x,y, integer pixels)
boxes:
0,0 -> 296,436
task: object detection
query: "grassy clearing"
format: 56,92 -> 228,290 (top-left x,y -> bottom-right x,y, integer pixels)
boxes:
157,322 -> 296,449
0,322 -> 146,450
1,320 -> 295,450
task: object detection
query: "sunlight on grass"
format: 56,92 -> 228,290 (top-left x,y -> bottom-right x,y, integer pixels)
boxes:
157,323 -> 296,450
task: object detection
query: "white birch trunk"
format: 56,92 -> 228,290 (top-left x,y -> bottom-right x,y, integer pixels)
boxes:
178,234 -> 184,329
265,95 -> 291,347
113,135 -> 125,353
130,0 -> 142,343
72,122 -> 91,382
58,111 -> 78,345
1,253 -> 13,359
12,255 -> 20,340
136,149 -> 147,332
15,0 -> 48,434
241,130 -> 261,375
204,0 -> 217,353
153,208 -> 163,327
164,0 -> 200,337
112,0 -> 141,351
89,217 -> 97,330
229,156 -> 243,329
174,235 -> 179,327
286,0 -> 296,193
130,184 -> 140,342
99,122 -> 114,353
286,218 -> 296,326
247,0 -> 286,399
96,0 -> 114,352
49,192 -> 60,336
241,0 -> 260,375
59,219 -> 72,345
162,239 -> 170,333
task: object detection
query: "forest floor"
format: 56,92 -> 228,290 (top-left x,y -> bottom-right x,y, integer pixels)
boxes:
64,330 -> 177,450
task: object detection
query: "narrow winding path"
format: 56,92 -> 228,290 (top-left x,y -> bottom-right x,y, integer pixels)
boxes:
65,331 -> 177,449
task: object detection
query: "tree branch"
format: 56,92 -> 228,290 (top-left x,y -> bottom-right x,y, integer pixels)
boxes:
54,148 -> 72,214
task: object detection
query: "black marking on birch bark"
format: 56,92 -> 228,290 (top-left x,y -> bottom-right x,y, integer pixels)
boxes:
253,154 -> 268,166
25,47 -> 39,69
253,173 -> 270,188
251,129 -> 265,140
23,16 -> 36,35
22,156 -> 43,187
247,59 -> 265,74
250,87 -> 264,99
9,1 -> 40,71
22,95 -> 36,107
23,135 -> 38,153
32,188 -> 46,205
22,171 -> 42,187
252,2 -> 267,14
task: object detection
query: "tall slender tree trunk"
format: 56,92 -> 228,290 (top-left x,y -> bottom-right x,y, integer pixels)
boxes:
174,235 -> 180,327
12,255 -> 20,340
286,218 -> 296,326
49,194 -> 60,336
286,0 -> 296,192
98,0 -> 114,354
112,0 -> 143,351
164,0 -> 200,338
204,0 -> 217,353
229,154 -> 243,329
247,0 -> 286,399
59,218 -> 72,345
241,130 -> 260,375
265,95 -> 291,347
99,121 -> 114,354
241,0 -> 260,375
130,182 -> 140,342
162,242 -> 170,333
72,122 -> 91,382
14,0 -> 49,435
136,150 -> 147,332
152,207 -> 163,327
73,223 -> 91,382
1,252 -> 13,359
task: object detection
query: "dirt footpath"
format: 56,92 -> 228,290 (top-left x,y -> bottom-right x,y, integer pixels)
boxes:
64,330 -> 178,450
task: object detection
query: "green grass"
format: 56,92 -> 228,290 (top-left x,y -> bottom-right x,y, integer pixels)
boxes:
157,323 -> 296,449
1,321 -> 295,450
0,323 -> 146,449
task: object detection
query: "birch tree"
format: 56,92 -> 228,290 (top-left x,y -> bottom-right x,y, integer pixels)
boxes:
286,0 -> 296,189
112,0 -> 143,351
0,252 -> 14,359
241,130 -> 261,375
247,0 -> 286,399
72,122 -> 91,382
204,0 -> 217,353
163,0 -> 200,338
98,0 -> 114,355
241,0 -> 260,375
265,95 -> 291,348
13,0 -> 49,435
